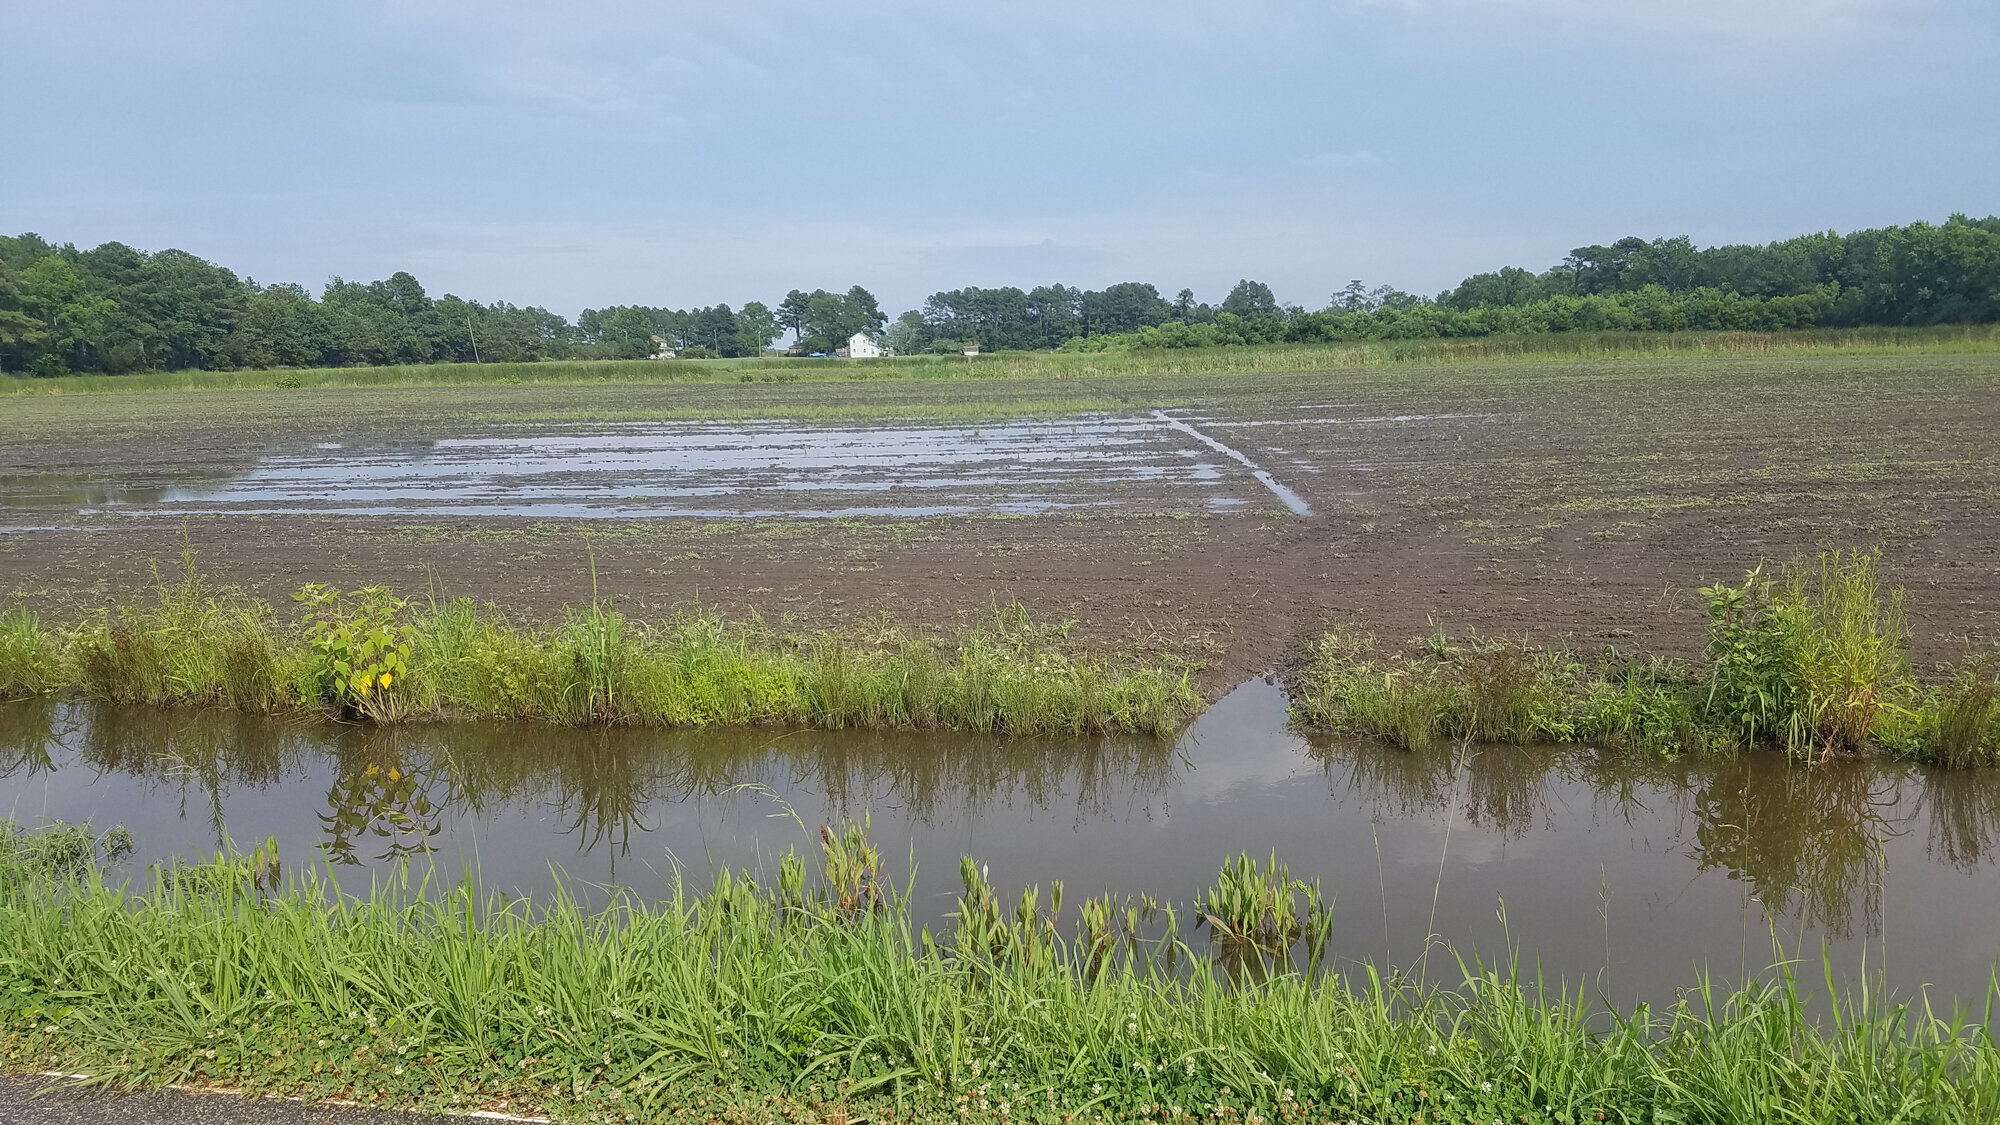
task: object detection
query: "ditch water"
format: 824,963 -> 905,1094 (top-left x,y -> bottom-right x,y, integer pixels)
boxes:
3,414 -> 1314,521
5,680 -> 1999,1011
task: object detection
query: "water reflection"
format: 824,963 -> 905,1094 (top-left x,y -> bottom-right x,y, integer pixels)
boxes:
3,687 -> 1999,1004
0,701 -> 1178,867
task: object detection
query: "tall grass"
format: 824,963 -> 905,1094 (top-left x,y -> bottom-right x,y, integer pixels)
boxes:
6,324 -> 1996,397
1298,550 -> 1999,766
0,562 -> 1195,737
0,819 -> 1993,1122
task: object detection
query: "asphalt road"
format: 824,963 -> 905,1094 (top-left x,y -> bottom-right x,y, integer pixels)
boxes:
0,1077 -> 501,1125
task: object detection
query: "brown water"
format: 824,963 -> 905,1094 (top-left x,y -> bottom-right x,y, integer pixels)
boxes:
4,681 -> 1998,1009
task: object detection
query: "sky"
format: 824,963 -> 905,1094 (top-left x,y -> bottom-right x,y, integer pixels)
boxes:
3,0 -> 1997,317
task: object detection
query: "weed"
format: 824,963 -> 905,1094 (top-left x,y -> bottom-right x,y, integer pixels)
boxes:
1302,552 -> 1974,765
0,611 -> 57,698
1926,654 -> 2000,768
295,584 -> 414,721
5,569 -> 1196,737
0,818 -> 1993,1124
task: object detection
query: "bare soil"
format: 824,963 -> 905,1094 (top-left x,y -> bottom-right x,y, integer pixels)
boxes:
4,352 -> 1997,692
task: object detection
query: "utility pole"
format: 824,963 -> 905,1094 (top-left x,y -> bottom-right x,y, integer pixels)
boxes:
467,313 -> 481,363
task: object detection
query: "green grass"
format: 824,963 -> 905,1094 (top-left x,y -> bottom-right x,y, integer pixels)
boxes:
6,324 -> 1996,397
1296,551 -> 2000,766
0,559 -> 1197,737
0,818 -> 1993,1123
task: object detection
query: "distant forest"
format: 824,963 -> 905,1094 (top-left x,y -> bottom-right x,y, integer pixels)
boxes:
2,215 -> 1996,375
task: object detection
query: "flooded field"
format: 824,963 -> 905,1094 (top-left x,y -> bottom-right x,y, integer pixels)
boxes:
7,681 -> 1999,1010
6,354 -> 1995,693
0,413 -> 1315,521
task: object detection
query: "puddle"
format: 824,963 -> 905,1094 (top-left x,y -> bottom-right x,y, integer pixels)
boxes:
5,681 -> 1998,1008
2,417 -> 1325,520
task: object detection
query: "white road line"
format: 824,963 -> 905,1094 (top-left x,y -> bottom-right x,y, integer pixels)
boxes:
1149,410 -> 1312,516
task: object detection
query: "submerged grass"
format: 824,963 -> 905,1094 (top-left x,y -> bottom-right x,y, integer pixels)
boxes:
5,324 -> 1995,397
1297,550 -> 2000,766
0,558 -> 1195,737
0,819 -> 1994,1123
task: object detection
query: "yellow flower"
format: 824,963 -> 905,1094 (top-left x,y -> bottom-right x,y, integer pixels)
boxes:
379,672 -> 394,689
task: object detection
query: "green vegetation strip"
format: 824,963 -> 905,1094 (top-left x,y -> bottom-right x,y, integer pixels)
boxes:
6,325 -> 1996,397
1296,551 -> 2000,767
0,562 -> 1195,736
0,820 -> 1995,1123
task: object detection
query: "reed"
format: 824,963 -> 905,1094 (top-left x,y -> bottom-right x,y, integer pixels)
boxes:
0,562 -> 1196,737
0,819 -> 1993,1123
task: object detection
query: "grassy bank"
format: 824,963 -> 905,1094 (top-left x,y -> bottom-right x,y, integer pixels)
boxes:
1296,551 -> 2000,766
5,324 -> 1996,397
0,560 -> 1195,736
0,819 -> 1993,1124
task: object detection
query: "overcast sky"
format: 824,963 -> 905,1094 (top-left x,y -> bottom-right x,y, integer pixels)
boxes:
4,1 -> 1996,316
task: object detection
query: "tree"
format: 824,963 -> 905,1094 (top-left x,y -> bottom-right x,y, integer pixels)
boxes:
241,283 -> 332,367
885,309 -> 930,355
1081,282 -> 1170,335
688,304 -> 741,354
1333,280 -> 1376,313
800,291 -> 871,351
846,285 -> 887,335
594,306 -> 659,358
735,301 -> 780,354
1220,279 -> 1279,319
778,289 -> 812,342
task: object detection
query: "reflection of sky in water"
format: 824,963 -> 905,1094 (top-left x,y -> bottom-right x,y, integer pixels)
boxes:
145,418 -> 1248,517
4,681 -> 1999,1010
0,415 -> 1344,520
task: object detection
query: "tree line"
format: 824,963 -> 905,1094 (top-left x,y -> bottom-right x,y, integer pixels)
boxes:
2,215 -> 1996,375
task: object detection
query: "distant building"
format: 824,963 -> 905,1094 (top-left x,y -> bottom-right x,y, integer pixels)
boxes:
848,331 -> 882,359
650,335 -> 678,360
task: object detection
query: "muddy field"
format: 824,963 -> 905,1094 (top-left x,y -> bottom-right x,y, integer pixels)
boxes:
4,352 -> 1997,691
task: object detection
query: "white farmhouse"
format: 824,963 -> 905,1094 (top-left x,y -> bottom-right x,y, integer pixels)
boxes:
650,335 -> 678,359
847,331 -> 882,359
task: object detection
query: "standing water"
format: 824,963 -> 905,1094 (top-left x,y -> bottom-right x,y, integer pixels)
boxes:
4,680 -> 1998,1011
